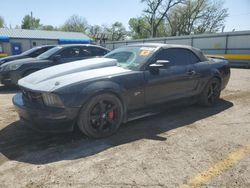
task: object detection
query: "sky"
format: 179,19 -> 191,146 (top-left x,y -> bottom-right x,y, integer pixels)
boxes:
1,0 -> 250,32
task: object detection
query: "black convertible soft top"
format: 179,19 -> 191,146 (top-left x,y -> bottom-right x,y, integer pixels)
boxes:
127,43 -> 208,62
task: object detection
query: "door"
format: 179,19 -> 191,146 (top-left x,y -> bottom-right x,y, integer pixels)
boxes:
11,43 -> 22,55
144,48 -> 200,105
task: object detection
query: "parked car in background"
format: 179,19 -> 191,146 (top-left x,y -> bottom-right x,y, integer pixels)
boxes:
13,43 -> 230,138
0,45 -> 55,66
0,44 -> 110,86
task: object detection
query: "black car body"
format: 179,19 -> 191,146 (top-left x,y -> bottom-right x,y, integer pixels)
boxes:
13,43 -> 230,138
0,44 -> 110,85
0,45 -> 55,66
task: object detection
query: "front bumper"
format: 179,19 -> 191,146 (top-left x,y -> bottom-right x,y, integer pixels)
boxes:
0,70 -> 22,85
13,93 -> 80,132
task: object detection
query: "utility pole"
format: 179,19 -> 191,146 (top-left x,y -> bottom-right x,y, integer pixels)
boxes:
30,11 -> 33,29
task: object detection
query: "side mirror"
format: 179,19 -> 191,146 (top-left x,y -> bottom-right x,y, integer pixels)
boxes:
149,60 -> 170,70
52,55 -> 61,62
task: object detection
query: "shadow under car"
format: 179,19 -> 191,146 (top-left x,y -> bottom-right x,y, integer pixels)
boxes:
0,99 -> 233,165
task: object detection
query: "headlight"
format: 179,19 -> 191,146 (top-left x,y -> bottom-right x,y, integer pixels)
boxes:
42,93 -> 64,107
4,64 -> 22,71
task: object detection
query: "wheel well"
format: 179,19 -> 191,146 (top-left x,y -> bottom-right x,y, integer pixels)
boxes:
94,91 -> 126,115
76,90 -> 127,127
200,76 -> 222,96
213,76 -> 222,89
214,76 -> 222,83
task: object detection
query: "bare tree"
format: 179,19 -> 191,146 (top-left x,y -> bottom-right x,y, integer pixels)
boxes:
61,15 -> 89,33
87,25 -> 104,38
141,0 -> 183,37
166,0 -> 228,35
194,0 -> 228,33
103,22 -> 127,41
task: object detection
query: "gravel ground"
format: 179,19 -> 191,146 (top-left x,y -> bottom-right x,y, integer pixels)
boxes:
0,68 -> 249,188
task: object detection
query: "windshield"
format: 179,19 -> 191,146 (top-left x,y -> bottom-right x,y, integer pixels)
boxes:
104,46 -> 156,70
21,47 -> 40,56
36,46 -> 62,60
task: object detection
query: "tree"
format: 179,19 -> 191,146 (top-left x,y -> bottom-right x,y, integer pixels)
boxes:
194,0 -> 228,33
166,0 -> 228,35
129,16 -> 169,39
0,16 -> 5,28
61,15 -> 88,33
141,0 -> 183,37
87,25 -> 104,38
42,25 -> 56,31
104,22 -> 127,41
21,14 -> 41,29
128,17 -> 151,39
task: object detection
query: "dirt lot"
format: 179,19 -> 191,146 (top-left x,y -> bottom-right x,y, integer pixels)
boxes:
0,68 -> 249,188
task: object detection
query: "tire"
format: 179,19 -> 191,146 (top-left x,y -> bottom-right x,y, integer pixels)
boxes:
199,77 -> 221,107
77,93 -> 123,138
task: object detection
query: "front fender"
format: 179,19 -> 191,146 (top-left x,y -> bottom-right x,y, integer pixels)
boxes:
79,80 -> 126,106
58,80 -> 129,123
57,80 -> 127,109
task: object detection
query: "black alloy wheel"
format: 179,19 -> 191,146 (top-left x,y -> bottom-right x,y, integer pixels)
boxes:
207,81 -> 220,105
199,78 -> 221,106
77,93 -> 123,138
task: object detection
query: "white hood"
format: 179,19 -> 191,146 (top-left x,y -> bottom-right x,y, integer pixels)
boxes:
18,58 -> 131,92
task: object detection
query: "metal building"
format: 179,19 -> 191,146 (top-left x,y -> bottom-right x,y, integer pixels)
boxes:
0,28 -> 91,57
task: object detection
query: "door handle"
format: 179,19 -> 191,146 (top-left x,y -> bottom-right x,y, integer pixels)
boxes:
187,70 -> 196,75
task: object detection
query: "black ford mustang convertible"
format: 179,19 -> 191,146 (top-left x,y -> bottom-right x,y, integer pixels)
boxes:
13,43 -> 230,138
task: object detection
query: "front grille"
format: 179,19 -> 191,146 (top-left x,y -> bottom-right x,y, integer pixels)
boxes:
21,87 -> 44,105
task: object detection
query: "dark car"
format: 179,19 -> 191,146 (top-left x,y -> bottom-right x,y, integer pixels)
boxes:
13,43 -> 230,138
0,44 -> 110,85
0,45 -> 55,66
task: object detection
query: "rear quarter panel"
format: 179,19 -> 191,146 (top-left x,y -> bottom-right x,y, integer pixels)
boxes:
194,59 -> 230,93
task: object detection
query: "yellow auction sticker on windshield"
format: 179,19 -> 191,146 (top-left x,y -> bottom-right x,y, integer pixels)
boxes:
140,50 -> 151,56
139,47 -> 155,56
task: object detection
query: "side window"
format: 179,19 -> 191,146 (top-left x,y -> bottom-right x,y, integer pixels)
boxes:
60,47 -> 80,58
155,48 -> 200,66
89,47 -> 108,56
154,49 -> 169,62
79,47 -> 92,57
154,49 -> 188,66
188,51 -> 201,64
30,48 -> 47,57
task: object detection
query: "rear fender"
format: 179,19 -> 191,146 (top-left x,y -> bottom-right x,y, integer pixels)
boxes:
210,68 -> 221,81
202,66 -> 227,92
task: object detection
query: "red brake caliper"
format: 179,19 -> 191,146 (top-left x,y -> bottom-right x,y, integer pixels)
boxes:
108,111 -> 114,120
